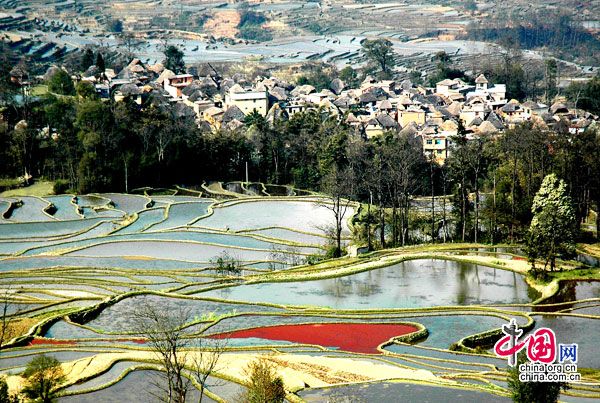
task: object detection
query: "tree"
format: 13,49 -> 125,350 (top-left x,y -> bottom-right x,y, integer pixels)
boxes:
493,122 -> 551,242
237,9 -> 272,41
75,99 -> 113,192
318,166 -> 355,257
0,376 -> 18,403
76,81 -> 98,99
164,45 -> 185,74
190,335 -> 227,403
316,127 -> 355,257
131,295 -> 227,403
581,128 -> 600,235
0,41 -> 18,106
566,74 -> 600,115
508,351 -> 568,403
467,136 -> 488,243
119,31 -> 141,58
81,48 -> 94,71
0,288 -> 21,349
339,66 -> 359,88
242,358 -> 286,403
132,300 -> 191,403
47,69 -> 75,95
361,39 -> 396,79
448,122 -> 472,242
527,174 -> 576,274
464,0 -> 477,12
428,51 -> 466,86
107,19 -> 123,33
544,59 -> 558,103
211,251 -> 241,275
383,132 -> 427,246
95,52 -> 105,73
22,355 -> 66,403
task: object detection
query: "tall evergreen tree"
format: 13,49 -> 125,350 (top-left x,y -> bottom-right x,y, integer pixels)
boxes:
95,52 -> 105,73
81,48 -> 94,71
527,173 -> 577,274
164,45 -> 185,74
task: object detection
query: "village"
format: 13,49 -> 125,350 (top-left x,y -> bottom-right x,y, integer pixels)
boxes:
1,1 -> 600,401
8,55 -> 598,167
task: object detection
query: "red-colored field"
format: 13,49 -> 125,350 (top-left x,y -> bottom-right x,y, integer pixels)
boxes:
29,338 -> 76,346
210,323 -> 419,354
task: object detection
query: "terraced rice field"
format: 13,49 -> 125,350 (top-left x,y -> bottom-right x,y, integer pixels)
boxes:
0,183 -> 599,402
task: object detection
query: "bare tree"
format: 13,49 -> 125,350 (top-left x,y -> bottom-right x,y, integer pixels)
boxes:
132,300 -> 192,403
0,287 -> 26,350
385,133 -> 426,246
132,298 -> 228,403
0,288 -> 12,349
190,336 -> 228,403
467,136 -> 486,243
440,167 -> 450,243
317,166 -> 355,257
119,31 -> 142,58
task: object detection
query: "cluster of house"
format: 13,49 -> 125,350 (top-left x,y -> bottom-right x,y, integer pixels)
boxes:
12,59 -> 599,165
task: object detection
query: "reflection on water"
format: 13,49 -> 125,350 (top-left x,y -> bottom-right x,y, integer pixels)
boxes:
530,315 -> 600,368
202,259 -> 536,309
536,280 -> 600,312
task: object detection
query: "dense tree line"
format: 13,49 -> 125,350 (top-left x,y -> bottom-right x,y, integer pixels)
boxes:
237,6 -> 273,42
2,36 -> 600,251
464,13 -> 600,65
565,74 -> 600,115
2,82 -> 600,248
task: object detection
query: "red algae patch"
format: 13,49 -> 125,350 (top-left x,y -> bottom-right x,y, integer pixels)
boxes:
210,323 -> 419,353
29,338 -> 76,346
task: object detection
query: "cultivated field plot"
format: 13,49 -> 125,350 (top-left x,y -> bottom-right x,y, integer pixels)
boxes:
0,184 -> 599,402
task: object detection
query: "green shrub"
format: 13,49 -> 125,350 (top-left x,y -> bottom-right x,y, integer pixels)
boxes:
242,358 -> 286,403
508,351 -> 569,403
22,355 -> 66,403
239,25 -> 273,42
53,179 -> 70,195
47,69 -> 75,96
0,376 -> 18,403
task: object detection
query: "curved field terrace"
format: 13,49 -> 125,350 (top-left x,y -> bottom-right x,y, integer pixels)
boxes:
0,184 -> 598,402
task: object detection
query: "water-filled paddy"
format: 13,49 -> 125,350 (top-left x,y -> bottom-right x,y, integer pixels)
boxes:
0,255 -> 204,271
193,199 -> 353,234
57,369 -> 213,403
201,259 -> 536,309
7,196 -> 55,222
244,227 -> 330,246
145,201 -> 213,231
0,190 -> 598,401
65,239 -> 302,262
97,193 -> 150,214
298,380 -> 511,402
112,207 -> 165,234
21,229 -> 319,257
0,217 -> 108,239
530,315 -> 600,368
83,295 -> 281,334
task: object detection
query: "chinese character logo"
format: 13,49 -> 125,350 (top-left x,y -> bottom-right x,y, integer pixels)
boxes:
494,319 -> 558,366
559,343 -> 578,364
